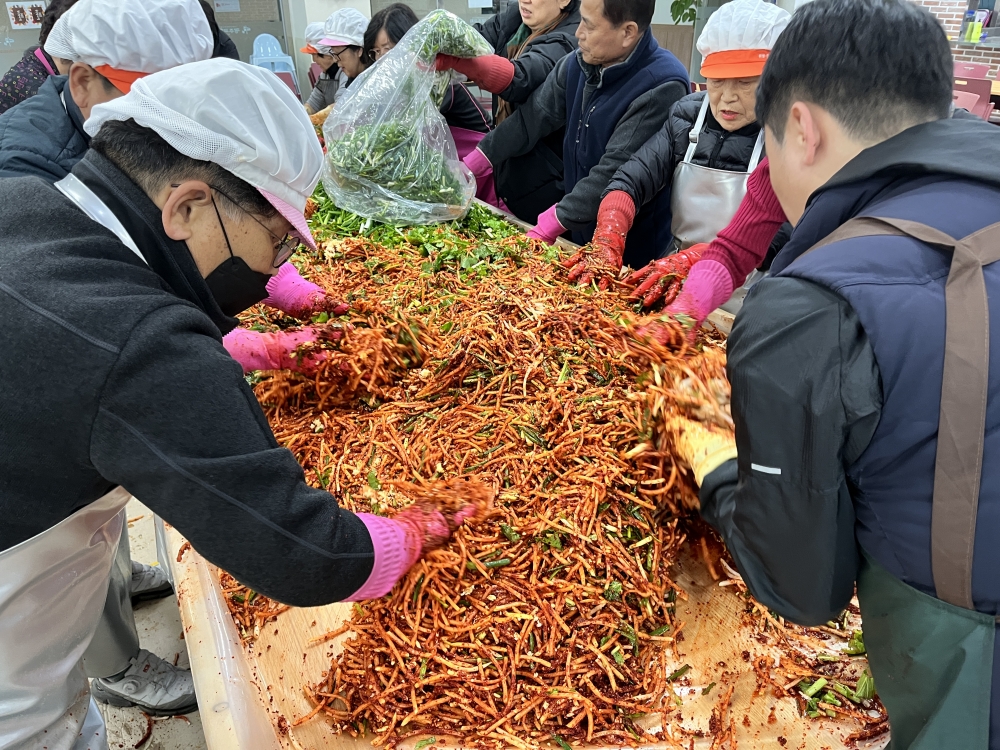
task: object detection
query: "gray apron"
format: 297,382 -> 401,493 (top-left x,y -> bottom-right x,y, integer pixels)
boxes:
806,216 -> 1000,749
669,96 -> 763,251
0,487 -> 129,750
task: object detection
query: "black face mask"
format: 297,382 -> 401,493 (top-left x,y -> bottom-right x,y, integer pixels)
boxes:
202,193 -> 272,317
204,255 -> 271,317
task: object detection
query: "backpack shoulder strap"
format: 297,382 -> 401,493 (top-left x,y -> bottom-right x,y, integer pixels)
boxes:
803,216 -> 1000,609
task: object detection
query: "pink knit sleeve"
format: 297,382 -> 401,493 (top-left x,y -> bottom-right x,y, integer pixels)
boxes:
344,513 -> 416,601
700,158 -> 787,288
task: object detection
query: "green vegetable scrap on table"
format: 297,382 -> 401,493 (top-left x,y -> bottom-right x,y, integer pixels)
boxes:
305,189 -> 542,279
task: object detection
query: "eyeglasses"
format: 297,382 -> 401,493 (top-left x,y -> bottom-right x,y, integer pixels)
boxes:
172,183 -> 302,268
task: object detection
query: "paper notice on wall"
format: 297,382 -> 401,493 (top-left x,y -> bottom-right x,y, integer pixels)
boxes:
214,0 -> 240,12
6,1 -> 46,29
468,0 -> 493,8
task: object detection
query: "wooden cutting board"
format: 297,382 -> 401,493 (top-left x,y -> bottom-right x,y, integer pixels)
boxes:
167,527 -> 883,750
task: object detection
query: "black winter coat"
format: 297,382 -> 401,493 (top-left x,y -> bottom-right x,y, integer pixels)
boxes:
475,0 -> 581,223
0,151 -> 375,605
605,92 -> 762,212
0,75 -> 88,182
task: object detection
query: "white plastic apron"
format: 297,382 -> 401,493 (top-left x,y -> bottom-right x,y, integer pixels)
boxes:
0,488 -> 129,750
669,96 -> 763,250
0,175 -> 147,750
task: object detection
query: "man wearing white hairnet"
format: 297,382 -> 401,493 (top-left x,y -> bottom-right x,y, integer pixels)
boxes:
0,58 -> 476,750
0,0 -> 213,182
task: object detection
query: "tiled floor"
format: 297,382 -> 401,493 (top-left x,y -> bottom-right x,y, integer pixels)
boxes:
98,500 -> 209,750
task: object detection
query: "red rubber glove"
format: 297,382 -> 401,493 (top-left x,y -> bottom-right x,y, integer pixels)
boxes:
564,190 -> 636,289
526,203 -> 566,245
222,326 -> 341,375
262,263 -> 349,319
435,54 -> 515,94
626,244 -> 706,308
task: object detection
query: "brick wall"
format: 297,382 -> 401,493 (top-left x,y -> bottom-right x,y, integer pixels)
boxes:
913,0 -> 1000,79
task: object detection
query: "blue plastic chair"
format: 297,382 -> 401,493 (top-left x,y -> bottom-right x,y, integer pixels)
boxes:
250,34 -> 296,73
250,34 -> 299,96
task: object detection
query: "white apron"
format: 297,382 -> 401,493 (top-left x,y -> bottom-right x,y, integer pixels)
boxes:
0,174 -> 148,750
669,96 -> 764,250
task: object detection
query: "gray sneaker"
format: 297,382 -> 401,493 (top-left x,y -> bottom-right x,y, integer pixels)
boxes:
130,560 -> 173,605
91,649 -> 198,716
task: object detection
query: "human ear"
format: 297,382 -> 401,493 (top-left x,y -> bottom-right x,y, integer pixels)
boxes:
160,181 -> 214,243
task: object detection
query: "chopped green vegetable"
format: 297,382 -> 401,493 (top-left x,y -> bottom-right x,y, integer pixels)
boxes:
551,735 -> 572,750
414,737 -> 437,750
418,657 -> 429,679
499,523 -> 521,543
603,581 -> 623,602
611,646 -> 625,665
412,574 -> 424,604
846,630 -> 866,655
855,669 -> 876,700
466,557 -> 512,570
801,677 -> 828,698
367,470 -> 381,490
668,664 -> 691,682
617,623 -> 639,650
649,624 -> 671,637
701,682 -> 716,695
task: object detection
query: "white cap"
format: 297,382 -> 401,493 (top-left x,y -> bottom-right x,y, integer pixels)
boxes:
319,8 -> 367,48
696,0 -> 790,79
85,59 -> 324,249
44,0 -> 213,93
301,22 -> 330,54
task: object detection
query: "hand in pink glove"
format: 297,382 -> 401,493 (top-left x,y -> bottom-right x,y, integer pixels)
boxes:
222,326 -> 341,375
347,501 -> 482,601
526,203 -> 566,245
663,259 -> 736,328
262,263 -> 349,320
463,148 -> 506,209
435,54 -> 515,94
626,245 -> 706,308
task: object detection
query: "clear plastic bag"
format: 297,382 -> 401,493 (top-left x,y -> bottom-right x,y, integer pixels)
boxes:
322,10 -> 491,225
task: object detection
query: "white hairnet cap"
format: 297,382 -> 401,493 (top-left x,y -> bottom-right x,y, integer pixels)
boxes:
697,0 -> 790,79
319,8 -> 368,48
85,59 -> 324,249
44,0 -> 213,93
301,21 -> 328,54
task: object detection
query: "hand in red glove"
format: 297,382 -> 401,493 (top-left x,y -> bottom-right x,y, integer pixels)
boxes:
435,54 -> 515,94
262,263 -> 349,320
563,190 -> 636,289
222,326 -> 343,375
633,316 -> 696,349
626,244 -> 706,308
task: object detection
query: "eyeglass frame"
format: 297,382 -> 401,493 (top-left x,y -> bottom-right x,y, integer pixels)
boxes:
170,183 -> 302,268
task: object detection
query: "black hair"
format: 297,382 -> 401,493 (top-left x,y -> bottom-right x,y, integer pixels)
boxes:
38,0 -> 79,45
602,0 -> 654,33
91,119 -> 277,220
756,0 -> 952,142
96,71 -> 117,92
199,0 -> 222,52
365,2 -> 418,56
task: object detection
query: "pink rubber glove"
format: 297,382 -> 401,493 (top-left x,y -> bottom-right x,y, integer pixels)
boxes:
262,263 -> 349,320
664,259 -> 735,327
435,54 -> 516,94
702,158 -> 786,290
527,203 -> 566,245
347,503 -> 479,600
463,148 -> 506,209
222,327 -> 335,374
